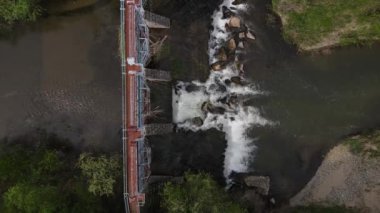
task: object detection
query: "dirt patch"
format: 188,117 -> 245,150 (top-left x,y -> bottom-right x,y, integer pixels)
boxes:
290,144 -> 380,212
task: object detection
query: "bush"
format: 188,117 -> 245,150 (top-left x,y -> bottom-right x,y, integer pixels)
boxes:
0,0 -> 42,24
78,153 -> 121,196
162,172 -> 246,213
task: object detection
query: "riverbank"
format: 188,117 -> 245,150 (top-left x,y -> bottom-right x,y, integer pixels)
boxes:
290,131 -> 380,212
272,0 -> 380,51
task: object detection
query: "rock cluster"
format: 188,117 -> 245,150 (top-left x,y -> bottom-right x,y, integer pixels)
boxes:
183,1 -> 257,126
211,4 -> 256,80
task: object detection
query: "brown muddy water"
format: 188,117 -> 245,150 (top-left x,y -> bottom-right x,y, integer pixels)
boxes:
0,0 -> 380,206
0,1 -> 121,150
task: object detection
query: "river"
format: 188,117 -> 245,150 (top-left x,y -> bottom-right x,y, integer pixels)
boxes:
0,1 -> 121,151
0,0 -> 379,205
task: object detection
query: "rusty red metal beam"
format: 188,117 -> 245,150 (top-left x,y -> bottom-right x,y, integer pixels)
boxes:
122,0 -> 146,212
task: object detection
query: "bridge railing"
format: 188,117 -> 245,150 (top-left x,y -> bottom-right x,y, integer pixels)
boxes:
136,7 -> 150,66
119,0 -> 130,212
137,139 -> 151,194
144,11 -> 170,28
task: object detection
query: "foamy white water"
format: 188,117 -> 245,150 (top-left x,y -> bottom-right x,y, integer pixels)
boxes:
173,0 -> 271,180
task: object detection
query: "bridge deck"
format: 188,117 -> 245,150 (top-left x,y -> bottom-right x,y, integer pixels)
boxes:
121,1 -> 170,212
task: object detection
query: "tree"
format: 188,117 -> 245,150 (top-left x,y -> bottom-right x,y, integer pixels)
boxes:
3,183 -> 63,213
78,153 -> 121,196
162,172 -> 247,213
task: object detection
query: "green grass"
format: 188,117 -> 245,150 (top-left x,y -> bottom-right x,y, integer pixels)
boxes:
344,130 -> 380,158
272,0 -> 380,49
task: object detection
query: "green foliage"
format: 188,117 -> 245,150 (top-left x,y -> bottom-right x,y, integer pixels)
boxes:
0,134 -> 122,212
32,150 -> 62,178
0,144 -> 31,184
78,153 -> 121,196
3,183 -> 63,213
273,0 -> 380,49
162,172 -> 247,213
0,0 -> 42,24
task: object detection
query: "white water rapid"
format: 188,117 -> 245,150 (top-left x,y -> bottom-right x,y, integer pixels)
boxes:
172,0 -> 272,181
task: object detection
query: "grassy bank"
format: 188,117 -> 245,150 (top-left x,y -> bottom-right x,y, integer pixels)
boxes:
272,0 -> 380,51
345,130 -> 380,158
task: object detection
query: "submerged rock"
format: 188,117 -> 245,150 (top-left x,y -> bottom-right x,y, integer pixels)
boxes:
239,32 -> 246,39
185,84 -> 201,93
231,76 -> 242,85
210,106 -> 226,115
227,38 -> 237,51
242,190 -> 267,213
216,48 -> 228,61
224,79 -> 232,85
210,61 -> 226,71
238,41 -> 244,49
191,117 -> 203,127
201,101 -> 209,112
244,176 -> 270,196
201,101 -> 226,115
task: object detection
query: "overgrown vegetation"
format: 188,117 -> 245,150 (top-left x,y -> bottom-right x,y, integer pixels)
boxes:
272,0 -> 380,50
0,0 -> 42,33
0,132 -> 123,212
79,153 -> 121,196
161,172 -> 246,213
345,130 -> 380,158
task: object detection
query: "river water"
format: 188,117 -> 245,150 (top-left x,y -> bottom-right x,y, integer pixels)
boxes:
0,1 -> 121,151
0,0 -> 380,203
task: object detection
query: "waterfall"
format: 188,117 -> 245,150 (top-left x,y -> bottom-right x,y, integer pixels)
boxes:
173,0 -> 272,181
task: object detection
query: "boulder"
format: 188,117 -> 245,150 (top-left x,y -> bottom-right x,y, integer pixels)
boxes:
239,32 -> 246,39
224,79 -> 232,85
241,190 -> 267,213
238,41 -> 244,49
210,61 -> 226,71
231,76 -> 242,85
228,16 -> 241,28
185,83 -> 200,93
209,106 -> 226,115
227,94 -> 238,105
201,101 -> 226,115
191,117 -> 203,127
201,101 -> 209,112
216,48 -> 227,61
227,38 -> 237,51
244,176 -> 270,196
246,30 -> 256,40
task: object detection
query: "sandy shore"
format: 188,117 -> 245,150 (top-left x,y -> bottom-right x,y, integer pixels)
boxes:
290,144 -> 380,212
